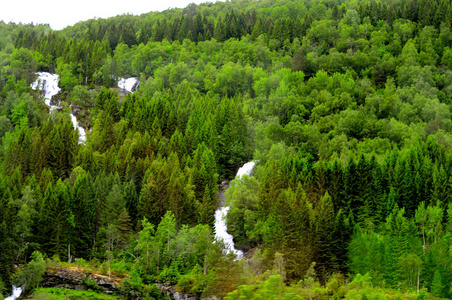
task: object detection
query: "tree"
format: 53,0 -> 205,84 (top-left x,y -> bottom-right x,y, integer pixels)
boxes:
72,172 -> 95,258
156,211 -> 177,269
0,116 -> 12,138
314,192 -> 336,284
102,183 -> 125,226
226,275 -> 287,300
48,180 -> 74,259
431,269 -> 444,297
204,248 -> 245,298
14,251 -> 45,293
49,121 -> 77,179
398,253 -> 422,291
0,278 -> 5,300
0,219 -> 13,288
12,187 -> 36,262
225,174 -> 260,249
426,202 -> 443,245
415,202 -> 427,250
135,218 -> 155,273
116,209 -> 133,243
57,62 -> 80,91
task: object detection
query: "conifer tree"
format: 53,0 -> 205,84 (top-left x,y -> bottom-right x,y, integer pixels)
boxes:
313,192 -> 336,284
124,180 -> 139,228
431,269 -> 444,297
72,172 -> 96,258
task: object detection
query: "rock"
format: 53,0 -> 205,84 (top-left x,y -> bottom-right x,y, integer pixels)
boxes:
156,282 -> 217,300
43,266 -> 123,295
217,180 -> 230,207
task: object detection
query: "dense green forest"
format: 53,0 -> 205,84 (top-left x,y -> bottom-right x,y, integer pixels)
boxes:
2,0 -> 452,298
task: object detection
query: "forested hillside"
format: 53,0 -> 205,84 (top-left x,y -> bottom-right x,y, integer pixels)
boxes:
1,0 -> 452,298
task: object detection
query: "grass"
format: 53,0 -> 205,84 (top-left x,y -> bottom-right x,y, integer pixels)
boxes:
29,287 -> 125,300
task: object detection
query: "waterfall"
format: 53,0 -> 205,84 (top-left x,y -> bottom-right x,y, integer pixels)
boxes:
31,72 -> 86,143
70,114 -> 86,143
30,72 -> 60,106
31,74 -> 139,143
5,286 -> 22,300
235,161 -> 256,178
214,161 -> 256,258
118,77 -> 139,93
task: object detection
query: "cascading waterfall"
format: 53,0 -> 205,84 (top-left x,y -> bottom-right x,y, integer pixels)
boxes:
118,77 -> 139,93
31,74 -> 139,143
5,285 -> 22,300
214,161 -> 255,258
30,72 -> 60,106
31,72 -> 86,143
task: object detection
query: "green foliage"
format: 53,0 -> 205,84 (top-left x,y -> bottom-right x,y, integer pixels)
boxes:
0,278 -> 4,300
30,287 -> 122,299
416,289 -> 428,300
83,278 -> 102,292
430,270 -> 444,297
176,264 -> 205,294
1,0 -> 452,299
135,218 -> 155,273
225,174 -> 260,249
14,251 -> 46,293
226,275 -> 302,300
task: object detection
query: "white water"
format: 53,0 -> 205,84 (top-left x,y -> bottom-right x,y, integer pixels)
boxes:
31,72 -> 86,143
214,161 -> 255,258
70,114 -> 86,143
5,286 -> 22,300
30,72 -> 60,106
235,161 -> 256,178
118,77 -> 138,93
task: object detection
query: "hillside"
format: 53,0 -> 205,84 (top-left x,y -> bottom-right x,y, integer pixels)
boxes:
1,0 -> 452,298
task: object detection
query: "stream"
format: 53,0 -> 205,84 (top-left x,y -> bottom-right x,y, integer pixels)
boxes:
214,161 -> 255,258
4,286 -> 22,300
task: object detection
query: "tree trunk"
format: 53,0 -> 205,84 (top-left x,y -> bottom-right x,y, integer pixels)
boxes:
417,270 -> 420,293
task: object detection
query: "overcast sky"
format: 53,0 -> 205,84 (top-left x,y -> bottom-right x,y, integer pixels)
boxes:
1,0 -> 221,30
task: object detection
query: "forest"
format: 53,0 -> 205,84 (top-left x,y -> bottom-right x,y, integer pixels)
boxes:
1,0 -> 452,298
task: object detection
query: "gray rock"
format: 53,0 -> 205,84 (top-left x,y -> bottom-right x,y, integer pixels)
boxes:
43,266 -> 121,295
156,282 -> 217,300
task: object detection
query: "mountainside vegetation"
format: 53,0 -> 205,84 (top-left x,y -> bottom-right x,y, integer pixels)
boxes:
1,0 -> 452,298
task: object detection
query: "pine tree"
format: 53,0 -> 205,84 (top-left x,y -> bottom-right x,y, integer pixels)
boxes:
314,192 -> 336,284
116,209 -> 132,244
124,180 -> 139,229
431,269 -> 444,297
48,179 -> 73,259
72,172 -> 96,258
0,202 -> 13,287
344,156 -> 360,222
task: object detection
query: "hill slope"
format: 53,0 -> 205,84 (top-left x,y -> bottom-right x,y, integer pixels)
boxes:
1,0 -> 452,298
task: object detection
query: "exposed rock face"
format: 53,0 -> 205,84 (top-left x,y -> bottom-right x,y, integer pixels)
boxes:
156,282 -> 217,300
157,282 -> 197,300
217,181 -> 230,207
43,266 -> 122,295
43,267 -> 219,300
